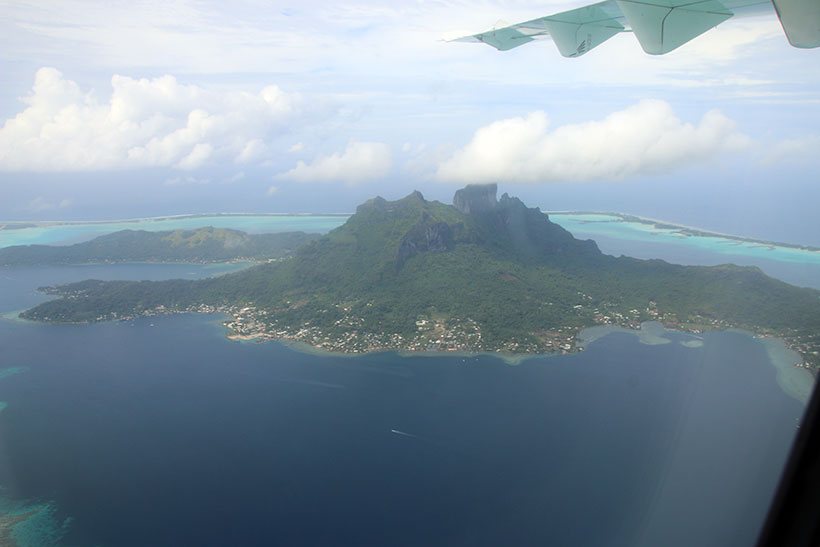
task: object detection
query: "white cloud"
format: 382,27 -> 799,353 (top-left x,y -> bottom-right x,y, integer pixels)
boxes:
164,175 -> 209,186
266,185 -> 279,196
4,1 -> 803,96
278,141 -> 392,184
763,135 -> 820,165
176,142 -> 213,170
402,142 -> 426,154
226,171 -> 245,183
25,196 -> 74,212
236,139 -> 268,164
436,100 -> 751,183
288,142 -> 305,153
0,67 -> 310,172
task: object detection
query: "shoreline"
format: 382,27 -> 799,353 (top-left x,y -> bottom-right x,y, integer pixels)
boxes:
576,321 -> 687,349
278,337 -> 539,366
758,335 -> 816,403
222,312 -> 814,400
226,326 -> 541,366
10,301 -> 816,402
24,299 -> 818,380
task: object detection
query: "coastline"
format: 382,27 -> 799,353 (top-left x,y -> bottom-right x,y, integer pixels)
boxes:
758,335 -> 816,404
580,323 -> 814,403
222,313 -> 812,399
576,321 -> 682,349
227,324 -> 541,366
0,310 -> 33,323
24,294 -> 818,383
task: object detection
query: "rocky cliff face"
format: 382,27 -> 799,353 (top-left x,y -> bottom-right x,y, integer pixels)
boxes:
452,186 -> 600,259
396,216 -> 454,268
500,193 -> 595,256
329,184 -> 602,274
453,184 -> 498,214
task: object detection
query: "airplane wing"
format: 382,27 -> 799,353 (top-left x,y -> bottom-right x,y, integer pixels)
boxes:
449,0 -> 820,57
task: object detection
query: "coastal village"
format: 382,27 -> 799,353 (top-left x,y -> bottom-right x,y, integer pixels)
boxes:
35,278 -> 818,373
121,298 -> 818,375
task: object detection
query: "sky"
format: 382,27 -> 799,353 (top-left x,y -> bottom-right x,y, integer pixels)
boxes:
1,0 -> 819,245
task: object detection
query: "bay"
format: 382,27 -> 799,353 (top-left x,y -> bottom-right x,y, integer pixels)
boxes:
0,263 -> 809,546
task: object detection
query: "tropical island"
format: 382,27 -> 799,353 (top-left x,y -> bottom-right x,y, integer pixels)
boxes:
0,227 -> 319,265
20,184 -> 820,372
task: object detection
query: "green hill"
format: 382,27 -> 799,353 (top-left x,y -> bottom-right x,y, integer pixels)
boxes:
21,185 -> 820,366
0,227 -> 320,265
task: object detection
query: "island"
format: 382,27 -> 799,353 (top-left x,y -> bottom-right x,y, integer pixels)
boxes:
20,184 -> 820,372
0,227 -> 320,265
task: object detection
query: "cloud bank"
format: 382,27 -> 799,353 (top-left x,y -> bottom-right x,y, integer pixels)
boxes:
278,141 -> 392,184
0,68 -> 307,172
436,100 -> 750,184
25,196 -> 74,212
763,135 -> 820,165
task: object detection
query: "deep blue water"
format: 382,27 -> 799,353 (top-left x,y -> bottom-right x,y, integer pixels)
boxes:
0,264 -> 807,546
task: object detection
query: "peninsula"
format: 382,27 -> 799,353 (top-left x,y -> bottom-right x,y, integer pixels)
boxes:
21,185 -> 820,371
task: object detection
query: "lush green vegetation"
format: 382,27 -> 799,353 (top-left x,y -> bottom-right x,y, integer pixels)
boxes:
22,186 -> 820,361
0,227 -> 320,265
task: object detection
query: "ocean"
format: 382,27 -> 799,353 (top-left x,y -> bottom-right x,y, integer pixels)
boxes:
0,214 -> 816,546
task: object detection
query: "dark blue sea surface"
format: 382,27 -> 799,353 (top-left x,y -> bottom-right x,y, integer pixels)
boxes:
0,264 -> 807,546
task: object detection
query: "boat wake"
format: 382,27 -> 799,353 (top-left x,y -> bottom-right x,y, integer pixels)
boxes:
390,429 -> 421,440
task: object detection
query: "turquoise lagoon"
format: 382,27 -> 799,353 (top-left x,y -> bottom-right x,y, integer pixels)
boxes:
3,212 -> 817,289
550,213 -> 820,289
0,215 -> 348,248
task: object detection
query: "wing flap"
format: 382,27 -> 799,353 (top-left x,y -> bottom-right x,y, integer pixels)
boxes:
447,0 -> 816,57
615,0 -> 733,54
449,19 -> 543,51
533,0 -> 626,57
449,0 -> 626,57
471,27 -> 536,51
772,0 -> 820,48
542,19 -> 624,57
